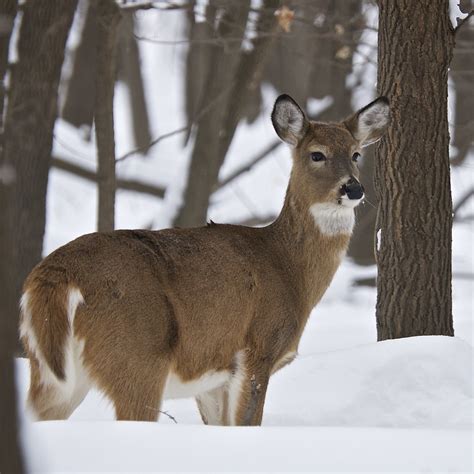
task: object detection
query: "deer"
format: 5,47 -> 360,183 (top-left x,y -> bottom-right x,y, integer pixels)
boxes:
20,94 -> 389,426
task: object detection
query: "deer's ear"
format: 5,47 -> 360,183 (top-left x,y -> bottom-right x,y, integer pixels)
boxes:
272,94 -> 308,147
344,97 -> 390,147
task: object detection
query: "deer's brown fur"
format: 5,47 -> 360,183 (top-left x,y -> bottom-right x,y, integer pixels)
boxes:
20,95 -> 389,425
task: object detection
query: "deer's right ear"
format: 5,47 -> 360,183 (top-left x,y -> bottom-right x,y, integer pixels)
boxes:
271,95 -> 308,147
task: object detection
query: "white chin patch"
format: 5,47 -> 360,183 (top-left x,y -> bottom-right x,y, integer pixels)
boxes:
339,195 -> 364,209
310,201 -> 356,236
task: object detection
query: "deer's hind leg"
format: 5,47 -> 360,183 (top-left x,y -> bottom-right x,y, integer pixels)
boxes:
95,358 -> 171,422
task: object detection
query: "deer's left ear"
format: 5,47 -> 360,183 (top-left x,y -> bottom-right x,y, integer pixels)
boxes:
344,97 -> 390,147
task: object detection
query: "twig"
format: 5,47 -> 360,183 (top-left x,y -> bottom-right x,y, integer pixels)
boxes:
453,10 -> 474,35
159,410 -> 178,423
119,1 -> 190,12
116,125 -> 189,162
145,405 -> 178,423
453,188 -> 474,219
51,155 -> 165,198
116,81 -> 236,162
215,140 -> 282,192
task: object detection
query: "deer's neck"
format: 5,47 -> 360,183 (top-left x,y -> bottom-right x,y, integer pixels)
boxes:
268,189 -> 353,311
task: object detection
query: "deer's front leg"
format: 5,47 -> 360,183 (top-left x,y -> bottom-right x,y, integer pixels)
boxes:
227,350 -> 270,426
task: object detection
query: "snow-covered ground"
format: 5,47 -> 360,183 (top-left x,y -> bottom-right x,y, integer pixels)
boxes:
15,6 -> 474,473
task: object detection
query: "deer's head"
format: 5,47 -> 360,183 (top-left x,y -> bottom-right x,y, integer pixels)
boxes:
272,95 -> 390,212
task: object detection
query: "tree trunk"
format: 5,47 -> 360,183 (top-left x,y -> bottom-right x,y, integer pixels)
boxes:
213,0 -> 279,176
95,0 -> 121,232
375,0 -> 454,339
61,0 -> 98,131
174,1 -> 251,227
450,3 -> 474,166
0,0 -> 16,128
0,1 -> 24,457
117,12 -> 152,152
183,1 -> 217,143
1,0 -> 77,353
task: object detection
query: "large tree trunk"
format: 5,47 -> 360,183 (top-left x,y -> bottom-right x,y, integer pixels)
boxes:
1,0 -> 77,353
0,0 -> 16,127
374,0 -> 454,339
0,4 -> 23,462
95,0 -> 121,232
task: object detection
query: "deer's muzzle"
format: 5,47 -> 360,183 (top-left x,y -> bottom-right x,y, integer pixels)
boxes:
341,178 -> 364,200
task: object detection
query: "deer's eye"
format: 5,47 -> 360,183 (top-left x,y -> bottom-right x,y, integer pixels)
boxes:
311,152 -> 326,162
352,152 -> 361,162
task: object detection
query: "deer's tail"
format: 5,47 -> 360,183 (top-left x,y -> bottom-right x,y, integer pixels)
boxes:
19,277 -> 84,381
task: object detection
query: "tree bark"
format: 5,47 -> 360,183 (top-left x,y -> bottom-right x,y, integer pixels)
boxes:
375,0 -> 454,339
1,0 -> 77,354
0,0 -> 16,128
95,0 -> 121,232
61,0 -> 98,130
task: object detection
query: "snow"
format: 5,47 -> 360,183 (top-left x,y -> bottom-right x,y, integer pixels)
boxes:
449,0 -> 471,29
22,423 -> 473,473
14,6 -> 474,473
16,334 -> 473,472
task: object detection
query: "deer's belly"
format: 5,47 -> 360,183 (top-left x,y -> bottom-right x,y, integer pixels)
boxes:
163,370 -> 230,399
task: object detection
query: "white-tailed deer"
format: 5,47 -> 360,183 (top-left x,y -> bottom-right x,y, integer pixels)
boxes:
20,94 -> 389,425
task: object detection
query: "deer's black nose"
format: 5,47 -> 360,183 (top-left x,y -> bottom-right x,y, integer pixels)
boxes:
341,177 -> 364,200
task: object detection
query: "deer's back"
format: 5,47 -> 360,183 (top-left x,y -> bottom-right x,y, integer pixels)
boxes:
26,225 -> 301,380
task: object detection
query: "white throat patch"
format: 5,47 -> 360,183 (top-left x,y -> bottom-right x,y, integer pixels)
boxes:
309,202 -> 356,236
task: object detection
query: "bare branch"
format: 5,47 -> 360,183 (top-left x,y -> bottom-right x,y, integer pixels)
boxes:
51,156 -> 165,198
116,125 -> 189,162
453,187 -> 474,218
214,140 -> 282,192
119,1 -> 190,12
116,81 -> 236,162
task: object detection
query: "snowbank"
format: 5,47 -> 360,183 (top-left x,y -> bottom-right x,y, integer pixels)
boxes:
17,336 -> 473,472
25,423 -> 471,473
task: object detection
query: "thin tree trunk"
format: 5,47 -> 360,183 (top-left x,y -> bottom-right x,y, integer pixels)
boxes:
1,0 -> 77,353
117,12 -> 152,151
450,4 -> 474,166
95,0 -> 121,232
62,0 -> 98,130
375,0 -> 454,339
215,0 -> 280,165
174,1 -> 250,227
184,1 -> 217,143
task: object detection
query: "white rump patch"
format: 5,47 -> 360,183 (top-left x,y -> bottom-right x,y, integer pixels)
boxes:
67,288 -> 84,326
20,287 -> 90,417
310,202 -> 356,236
164,370 -> 229,400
